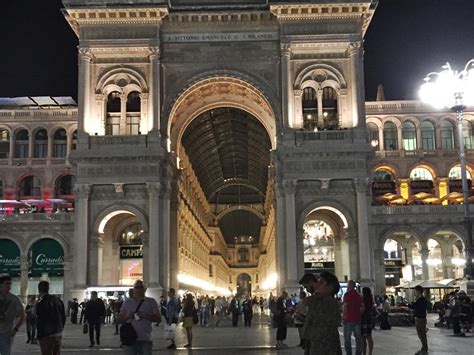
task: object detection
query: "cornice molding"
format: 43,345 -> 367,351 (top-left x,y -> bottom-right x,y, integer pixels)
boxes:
63,7 -> 169,36
270,2 -> 375,35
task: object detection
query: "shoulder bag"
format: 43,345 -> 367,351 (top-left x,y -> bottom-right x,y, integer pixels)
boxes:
120,299 -> 145,346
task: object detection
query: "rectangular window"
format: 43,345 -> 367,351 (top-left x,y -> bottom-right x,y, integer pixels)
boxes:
15,143 -> 28,158
53,144 -> 67,158
441,130 -> 454,149
34,142 -> 47,158
421,133 -> 435,150
402,131 -> 416,151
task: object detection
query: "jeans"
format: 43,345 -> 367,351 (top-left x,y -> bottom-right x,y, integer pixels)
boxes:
200,309 -> 209,325
415,318 -> 428,351
123,341 -> 152,355
88,321 -> 101,345
343,322 -> 362,355
27,318 -> 37,340
38,335 -> 62,355
0,333 -> 13,355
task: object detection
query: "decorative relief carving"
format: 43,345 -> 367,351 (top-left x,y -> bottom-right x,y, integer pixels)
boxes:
78,47 -> 93,62
320,179 -> 330,191
114,183 -> 124,193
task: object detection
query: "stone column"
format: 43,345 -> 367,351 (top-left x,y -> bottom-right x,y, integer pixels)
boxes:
421,248 -> 429,280
78,48 -> 92,132
47,132 -> 53,161
317,89 -> 323,127
71,184 -> 90,300
443,244 -> 453,279
293,90 -> 303,129
120,93 -> 127,135
95,94 -> 105,135
373,249 -> 386,295
355,178 -> 373,286
9,136 -> 14,160
146,182 -> 162,298
349,41 -> 365,127
169,174 -> 180,291
139,93 -> 149,133
160,181 -> 171,291
63,258 -> 71,301
283,179 -> 299,293
97,235 -> 104,285
20,256 -> 29,304
148,47 -> 161,132
275,182 -> 287,290
378,126 -> 385,151
280,43 -> 291,128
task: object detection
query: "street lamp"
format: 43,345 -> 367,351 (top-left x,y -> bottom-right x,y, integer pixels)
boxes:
419,61 -> 474,279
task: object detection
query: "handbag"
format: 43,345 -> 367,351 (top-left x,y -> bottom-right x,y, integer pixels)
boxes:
120,299 -> 145,346
82,322 -> 88,334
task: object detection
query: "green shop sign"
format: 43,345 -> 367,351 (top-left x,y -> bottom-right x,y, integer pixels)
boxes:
0,239 -> 21,277
30,238 -> 64,277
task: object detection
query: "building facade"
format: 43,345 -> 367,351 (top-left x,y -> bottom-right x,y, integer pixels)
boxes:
0,0 -> 472,301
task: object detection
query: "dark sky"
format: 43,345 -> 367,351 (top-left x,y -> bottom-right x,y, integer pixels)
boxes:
1,0 -> 474,101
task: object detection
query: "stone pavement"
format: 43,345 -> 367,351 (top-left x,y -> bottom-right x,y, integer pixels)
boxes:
11,314 -> 473,354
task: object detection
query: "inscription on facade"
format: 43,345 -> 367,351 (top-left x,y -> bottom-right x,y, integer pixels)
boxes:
163,32 -> 278,43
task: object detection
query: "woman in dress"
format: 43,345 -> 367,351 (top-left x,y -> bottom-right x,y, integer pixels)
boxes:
304,271 -> 342,355
361,287 -> 375,355
182,294 -> 196,348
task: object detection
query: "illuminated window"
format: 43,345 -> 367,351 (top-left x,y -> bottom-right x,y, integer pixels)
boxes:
302,87 -> 317,130
0,129 -> 10,158
367,123 -> 379,149
322,87 -> 338,129
120,223 -> 144,246
402,121 -> 417,151
410,167 -> 433,181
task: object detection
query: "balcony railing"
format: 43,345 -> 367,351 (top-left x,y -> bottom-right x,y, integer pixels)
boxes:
0,212 -> 74,222
375,149 -> 466,159
88,134 -> 149,148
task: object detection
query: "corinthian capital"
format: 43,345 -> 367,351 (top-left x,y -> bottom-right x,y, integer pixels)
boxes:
148,46 -> 160,59
348,41 -> 363,55
280,43 -> 291,57
78,47 -> 93,61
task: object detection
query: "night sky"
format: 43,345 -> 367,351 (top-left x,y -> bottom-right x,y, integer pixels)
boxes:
1,0 -> 474,101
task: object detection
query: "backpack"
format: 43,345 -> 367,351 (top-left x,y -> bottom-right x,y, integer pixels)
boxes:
120,299 -> 144,346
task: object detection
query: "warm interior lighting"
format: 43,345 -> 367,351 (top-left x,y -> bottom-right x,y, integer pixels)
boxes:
177,273 -> 231,295
261,272 -> 278,290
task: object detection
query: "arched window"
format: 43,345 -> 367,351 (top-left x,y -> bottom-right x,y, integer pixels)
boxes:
410,167 -> 434,197
322,87 -> 338,129
53,129 -> 67,158
126,91 -> 141,113
106,92 -> 121,135
367,123 -> 379,149
421,121 -> 436,150
383,122 -> 398,150
55,175 -> 76,198
0,129 -> 9,159
449,166 -> 472,180
18,175 -> 41,199
448,166 -> 472,194
72,130 -> 77,151
34,129 -> 48,158
106,92 -> 121,113
462,120 -> 473,149
440,120 -> 454,149
371,169 -> 396,205
126,92 -> 141,135
410,167 -> 433,181
238,248 -> 249,263
302,87 -> 317,130
402,121 -> 417,151
14,129 -> 29,158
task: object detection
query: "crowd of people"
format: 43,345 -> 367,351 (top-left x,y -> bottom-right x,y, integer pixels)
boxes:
1,272 -> 473,355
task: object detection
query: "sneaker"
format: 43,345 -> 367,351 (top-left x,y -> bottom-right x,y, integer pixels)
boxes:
27,339 -> 30,344
184,344 -> 191,348
96,339 -> 100,346
166,343 -> 176,349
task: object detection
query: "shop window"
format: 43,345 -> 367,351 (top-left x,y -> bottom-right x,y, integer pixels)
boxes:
371,169 -> 396,205
421,121 -> 436,150
322,87 -> 338,129
383,122 -> 398,150
14,129 -> 29,158
18,175 -> 41,199
302,87 -> 317,130
448,166 -> 472,194
0,129 -> 10,158
119,223 -> 144,285
34,129 -> 48,158
402,121 -> 417,151
53,129 -> 67,158
462,121 -> 473,149
410,167 -> 433,181
440,120 -> 454,149
410,167 -> 434,197
367,123 -> 379,149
